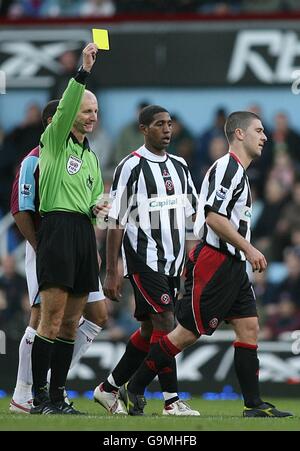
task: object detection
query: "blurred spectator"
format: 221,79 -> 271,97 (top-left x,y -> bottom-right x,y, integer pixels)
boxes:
246,104 -> 273,198
268,151 -> 295,192
195,107 -> 227,171
0,0 -> 14,16
252,270 -> 279,311
260,246 -> 300,339
264,245 -> 300,310
252,176 -> 289,261
6,0 -> 42,18
241,0 -> 282,13
290,226 -> 300,247
196,135 -> 228,191
285,0 -> 300,11
167,114 -> 194,158
113,100 -> 149,166
88,121 -> 113,172
261,298 -> 300,340
198,1 -> 240,14
0,104 -> 43,214
79,0 -> 116,17
49,50 -> 80,100
273,179 -> 300,259
271,112 -> 300,166
0,254 -> 28,339
167,113 -> 198,187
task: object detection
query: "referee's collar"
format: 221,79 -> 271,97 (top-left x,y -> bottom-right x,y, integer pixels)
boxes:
68,132 -> 91,151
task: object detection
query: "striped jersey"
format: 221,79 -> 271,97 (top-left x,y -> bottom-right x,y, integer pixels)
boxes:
109,145 -> 198,277
194,152 -> 252,261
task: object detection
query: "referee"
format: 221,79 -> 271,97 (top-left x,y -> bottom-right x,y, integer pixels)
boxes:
31,43 -> 105,415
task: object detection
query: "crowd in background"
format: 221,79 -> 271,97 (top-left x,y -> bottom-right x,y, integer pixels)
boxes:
1,92 -> 300,342
1,1 -> 300,343
1,0 -> 300,19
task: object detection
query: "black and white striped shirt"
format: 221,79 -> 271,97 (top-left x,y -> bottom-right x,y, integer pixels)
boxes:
194,152 -> 252,261
109,145 -> 198,276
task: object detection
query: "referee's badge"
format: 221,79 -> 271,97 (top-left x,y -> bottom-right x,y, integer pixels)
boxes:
67,155 -> 83,175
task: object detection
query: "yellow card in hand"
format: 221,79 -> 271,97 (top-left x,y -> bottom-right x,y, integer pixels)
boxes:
92,29 -> 110,50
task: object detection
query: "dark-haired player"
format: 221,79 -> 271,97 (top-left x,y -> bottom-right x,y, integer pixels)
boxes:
94,105 -> 199,416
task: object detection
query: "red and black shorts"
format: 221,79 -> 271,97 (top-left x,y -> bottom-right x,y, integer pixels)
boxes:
129,270 -> 180,321
176,242 -> 257,337
37,211 -> 99,295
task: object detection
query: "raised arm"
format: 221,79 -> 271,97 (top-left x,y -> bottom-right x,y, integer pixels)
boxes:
40,43 -> 98,155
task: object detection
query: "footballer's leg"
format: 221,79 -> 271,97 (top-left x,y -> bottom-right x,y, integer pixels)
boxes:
232,317 -> 293,418
10,306 -> 40,414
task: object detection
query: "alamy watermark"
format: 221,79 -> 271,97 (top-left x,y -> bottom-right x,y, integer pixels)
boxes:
96,192 -> 196,240
0,71 -> 6,94
0,330 -> 6,354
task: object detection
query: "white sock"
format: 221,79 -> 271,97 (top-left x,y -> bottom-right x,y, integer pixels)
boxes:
163,392 -> 178,402
12,327 -> 36,402
69,319 -> 102,370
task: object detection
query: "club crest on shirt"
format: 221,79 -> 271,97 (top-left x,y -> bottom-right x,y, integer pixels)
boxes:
165,179 -> 174,192
216,186 -> 228,200
209,317 -> 218,329
67,155 -> 82,175
160,293 -> 171,304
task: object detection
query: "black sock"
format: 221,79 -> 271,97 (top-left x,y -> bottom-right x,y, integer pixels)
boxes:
165,396 -> 179,407
32,334 -> 54,400
129,336 -> 180,395
158,353 -> 178,396
103,329 -> 149,391
234,342 -> 262,408
49,337 -> 75,403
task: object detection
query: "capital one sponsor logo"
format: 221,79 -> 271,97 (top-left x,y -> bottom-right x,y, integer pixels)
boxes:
228,30 -> 300,84
0,29 -> 90,88
148,194 -> 186,212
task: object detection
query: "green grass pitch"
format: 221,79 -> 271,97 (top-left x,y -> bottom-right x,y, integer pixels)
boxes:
0,397 -> 299,431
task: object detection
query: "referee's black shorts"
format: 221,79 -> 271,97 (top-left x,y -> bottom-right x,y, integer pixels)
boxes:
176,242 -> 257,337
37,211 -> 99,295
129,269 -> 180,321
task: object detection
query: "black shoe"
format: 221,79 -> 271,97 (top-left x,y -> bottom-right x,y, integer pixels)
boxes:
30,400 -> 61,415
243,402 -> 293,418
53,400 -> 85,415
119,383 -> 146,416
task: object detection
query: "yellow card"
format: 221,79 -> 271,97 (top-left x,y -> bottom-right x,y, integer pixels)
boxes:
92,29 -> 110,50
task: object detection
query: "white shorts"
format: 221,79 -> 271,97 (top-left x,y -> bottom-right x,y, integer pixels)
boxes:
25,242 -> 105,306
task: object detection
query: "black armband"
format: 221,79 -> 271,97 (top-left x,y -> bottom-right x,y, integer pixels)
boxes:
74,65 -> 90,85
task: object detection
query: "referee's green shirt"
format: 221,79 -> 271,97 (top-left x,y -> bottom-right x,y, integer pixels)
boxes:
39,76 -> 103,221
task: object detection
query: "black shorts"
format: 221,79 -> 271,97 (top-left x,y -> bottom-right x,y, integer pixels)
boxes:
176,242 -> 257,336
129,270 -> 180,321
37,211 -> 99,294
